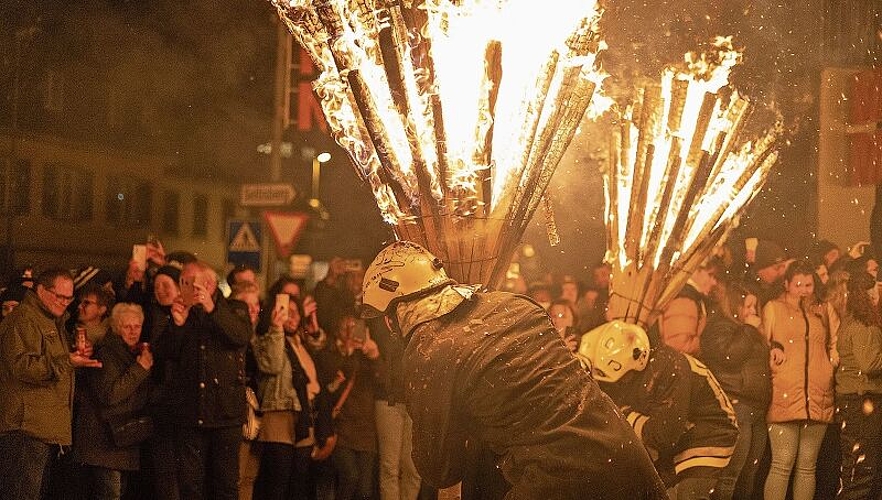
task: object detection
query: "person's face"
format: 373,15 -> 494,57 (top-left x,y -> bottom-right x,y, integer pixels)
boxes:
77,293 -> 106,325
115,313 -> 143,347
867,259 -> 879,280
531,290 -> 553,309
180,265 -> 215,306
738,294 -> 758,322
283,300 -> 302,333
823,248 -> 840,268
549,304 -> 574,332
692,267 -> 718,296
234,291 -> 261,326
1,300 -> 19,318
37,277 -> 74,318
281,283 -> 301,300
758,261 -> 787,284
154,274 -> 180,306
338,316 -> 357,342
233,269 -> 256,286
560,282 -> 579,304
785,273 -> 815,299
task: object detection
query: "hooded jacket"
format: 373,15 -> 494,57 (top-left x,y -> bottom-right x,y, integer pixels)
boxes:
0,291 -> 74,445
399,289 -> 668,500
762,298 -> 834,423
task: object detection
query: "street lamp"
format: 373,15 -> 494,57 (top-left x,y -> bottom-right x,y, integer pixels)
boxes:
308,151 -> 331,211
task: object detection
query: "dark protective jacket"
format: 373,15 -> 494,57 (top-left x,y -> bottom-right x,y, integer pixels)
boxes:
402,291 -> 668,500
599,345 -> 738,487
153,291 -> 252,428
701,317 -> 772,411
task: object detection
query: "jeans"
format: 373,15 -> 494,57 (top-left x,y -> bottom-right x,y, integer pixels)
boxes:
375,401 -> 421,500
258,443 -> 322,500
238,440 -> 261,500
668,476 -> 718,500
332,446 -> 377,500
0,431 -> 54,500
176,425 -> 241,500
837,393 -> 882,499
764,421 -> 827,500
85,465 -> 123,500
713,402 -> 767,500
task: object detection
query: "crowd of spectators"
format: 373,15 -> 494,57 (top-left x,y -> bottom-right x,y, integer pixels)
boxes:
2,233 -> 882,500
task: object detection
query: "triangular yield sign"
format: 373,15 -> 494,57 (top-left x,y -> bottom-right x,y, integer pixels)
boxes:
263,211 -> 309,256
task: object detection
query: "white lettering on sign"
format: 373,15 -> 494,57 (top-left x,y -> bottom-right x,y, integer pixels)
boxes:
240,184 -> 297,207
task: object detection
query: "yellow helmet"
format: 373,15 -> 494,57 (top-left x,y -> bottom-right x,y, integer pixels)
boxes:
576,320 -> 650,383
361,241 -> 453,318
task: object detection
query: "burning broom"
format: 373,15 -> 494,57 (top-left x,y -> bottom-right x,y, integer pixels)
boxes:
602,36 -> 783,329
270,0 -> 608,288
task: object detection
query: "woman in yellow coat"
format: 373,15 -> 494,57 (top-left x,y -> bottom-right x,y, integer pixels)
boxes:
762,260 -> 835,500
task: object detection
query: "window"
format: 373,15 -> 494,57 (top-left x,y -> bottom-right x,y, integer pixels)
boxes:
42,69 -> 65,113
41,163 -> 92,221
220,198 -> 236,242
192,194 -> 208,237
162,190 -> 180,235
106,176 -> 152,227
0,159 -> 31,216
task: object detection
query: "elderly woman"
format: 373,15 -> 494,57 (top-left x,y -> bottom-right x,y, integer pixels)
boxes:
74,303 -> 153,500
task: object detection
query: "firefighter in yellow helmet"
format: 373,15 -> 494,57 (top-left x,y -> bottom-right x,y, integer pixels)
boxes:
362,241 -> 667,499
578,320 -> 738,499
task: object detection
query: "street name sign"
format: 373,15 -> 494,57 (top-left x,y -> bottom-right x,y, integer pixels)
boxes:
240,183 -> 296,207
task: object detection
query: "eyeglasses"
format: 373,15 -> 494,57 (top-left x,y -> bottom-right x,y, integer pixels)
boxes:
79,299 -> 98,308
47,288 -> 75,304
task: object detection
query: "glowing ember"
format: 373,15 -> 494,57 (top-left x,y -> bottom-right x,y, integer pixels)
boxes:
271,0 -> 606,287
603,37 -> 783,327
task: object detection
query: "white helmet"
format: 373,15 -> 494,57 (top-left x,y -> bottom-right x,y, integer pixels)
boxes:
361,241 -> 454,318
576,320 -> 650,383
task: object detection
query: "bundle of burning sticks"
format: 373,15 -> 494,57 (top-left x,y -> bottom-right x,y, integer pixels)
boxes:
271,1 -> 781,303
603,37 -> 782,327
272,0 -> 607,287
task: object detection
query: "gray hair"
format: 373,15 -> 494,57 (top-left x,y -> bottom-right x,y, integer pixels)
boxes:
111,302 -> 144,332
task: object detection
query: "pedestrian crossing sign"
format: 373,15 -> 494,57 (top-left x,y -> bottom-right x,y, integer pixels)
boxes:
227,219 -> 262,272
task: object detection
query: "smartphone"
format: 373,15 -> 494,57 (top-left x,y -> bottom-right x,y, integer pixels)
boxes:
275,293 -> 290,311
132,244 -> 147,271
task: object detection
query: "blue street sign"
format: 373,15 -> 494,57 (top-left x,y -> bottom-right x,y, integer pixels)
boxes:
227,219 -> 262,272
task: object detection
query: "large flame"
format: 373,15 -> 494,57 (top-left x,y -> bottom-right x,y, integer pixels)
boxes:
604,37 -> 783,327
272,0 -> 606,287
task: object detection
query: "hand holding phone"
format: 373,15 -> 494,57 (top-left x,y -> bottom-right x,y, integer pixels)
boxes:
132,244 -> 147,271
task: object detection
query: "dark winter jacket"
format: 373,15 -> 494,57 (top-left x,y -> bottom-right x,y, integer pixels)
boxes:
74,332 -> 152,471
314,343 -> 381,453
598,345 -> 738,487
701,317 -> 772,411
153,291 -> 252,428
402,290 -> 668,500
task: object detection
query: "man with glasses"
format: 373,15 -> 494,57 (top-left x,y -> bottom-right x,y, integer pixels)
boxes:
0,267 -> 102,500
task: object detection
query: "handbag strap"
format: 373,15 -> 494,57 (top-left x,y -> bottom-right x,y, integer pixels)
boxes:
332,372 -> 357,417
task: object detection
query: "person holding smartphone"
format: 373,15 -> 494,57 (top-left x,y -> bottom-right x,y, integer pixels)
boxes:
152,261 -> 252,500
251,283 -> 334,500
312,314 -> 381,500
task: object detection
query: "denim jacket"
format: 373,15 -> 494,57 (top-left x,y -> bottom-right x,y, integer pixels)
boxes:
251,326 -> 301,413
